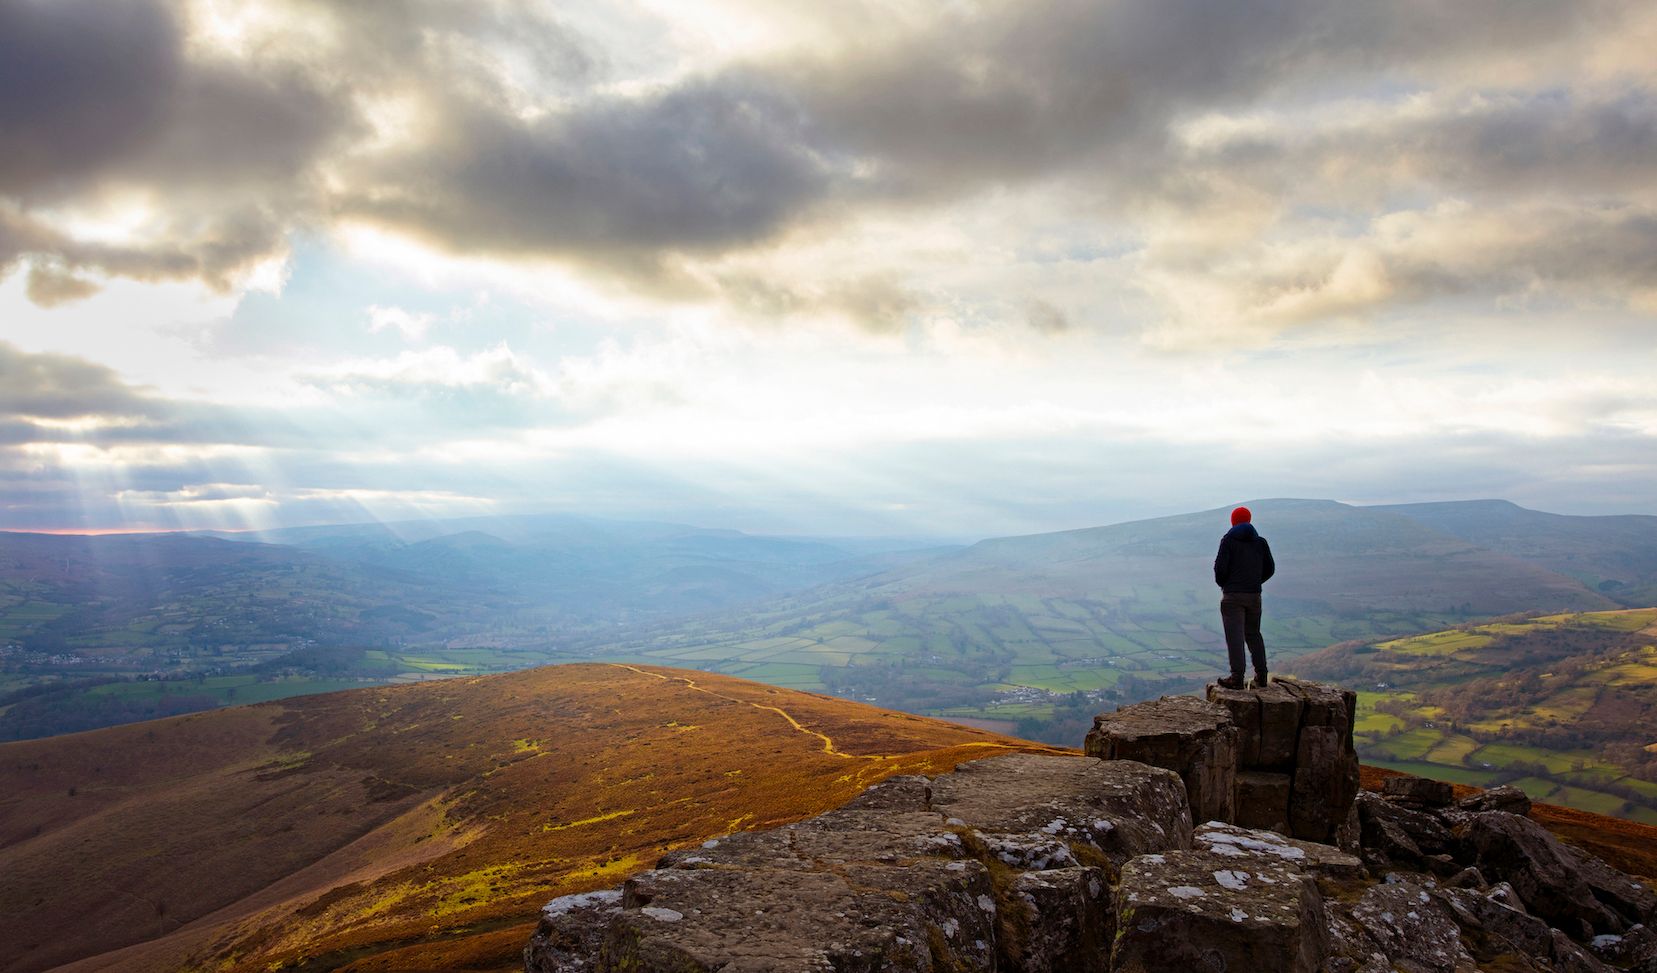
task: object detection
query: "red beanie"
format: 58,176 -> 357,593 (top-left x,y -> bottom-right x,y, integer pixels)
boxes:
1231,506 -> 1252,526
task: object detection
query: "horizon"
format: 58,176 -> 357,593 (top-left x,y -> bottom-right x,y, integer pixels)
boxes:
3,494 -> 1650,544
4,1 -> 1655,537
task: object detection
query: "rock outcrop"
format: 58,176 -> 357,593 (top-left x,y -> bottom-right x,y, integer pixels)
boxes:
524,685 -> 1657,973
527,754 -> 1190,973
1083,695 -> 1237,825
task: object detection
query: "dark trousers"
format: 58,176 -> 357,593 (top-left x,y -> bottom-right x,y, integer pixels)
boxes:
1220,592 -> 1267,678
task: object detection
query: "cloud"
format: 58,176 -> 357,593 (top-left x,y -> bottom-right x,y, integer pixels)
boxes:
0,340 -> 157,421
5,0 -> 1652,317
23,265 -> 100,308
366,305 -> 434,341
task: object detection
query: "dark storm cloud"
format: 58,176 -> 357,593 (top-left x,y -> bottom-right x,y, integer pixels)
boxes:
336,0 -> 1649,278
0,0 -> 180,198
347,77 -> 832,264
0,0 -> 351,291
3,0 -> 1653,309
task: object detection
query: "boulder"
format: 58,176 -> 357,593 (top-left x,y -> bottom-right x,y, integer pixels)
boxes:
1590,923 -> 1657,969
1085,696 -> 1237,825
1235,771 -> 1292,833
1114,847 -> 1329,973
1570,847 -> 1657,929
1348,877 -> 1475,973
928,753 -> 1192,868
1357,791 -> 1452,857
1456,784 -> 1531,816
1363,817 -> 1423,865
1436,885 -> 1612,972
1383,775 -> 1456,809
1454,811 -> 1622,936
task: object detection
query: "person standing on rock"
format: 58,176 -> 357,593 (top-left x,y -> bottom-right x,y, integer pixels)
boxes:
1214,505 -> 1275,690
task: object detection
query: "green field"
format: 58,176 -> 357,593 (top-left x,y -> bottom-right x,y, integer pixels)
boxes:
1331,609 -> 1657,824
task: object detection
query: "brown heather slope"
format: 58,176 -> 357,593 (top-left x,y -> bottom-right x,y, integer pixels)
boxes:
0,663 -> 1060,973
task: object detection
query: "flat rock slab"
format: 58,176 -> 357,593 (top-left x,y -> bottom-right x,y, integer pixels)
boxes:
1193,821 -> 1362,880
531,855 -> 998,972
1115,847 -> 1329,973
1456,784 -> 1531,816
527,754 -> 1199,973
930,753 -> 1192,868
1085,696 -> 1237,825
658,809 -> 969,871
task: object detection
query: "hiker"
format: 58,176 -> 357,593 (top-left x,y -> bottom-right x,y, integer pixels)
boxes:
1214,505 -> 1275,690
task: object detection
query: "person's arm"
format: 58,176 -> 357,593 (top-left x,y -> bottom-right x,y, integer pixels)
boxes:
1214,539 -> 1230,587
1260,538 -> 1275,583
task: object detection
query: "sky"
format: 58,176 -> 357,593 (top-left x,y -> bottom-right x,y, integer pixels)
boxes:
2,0 -> 1655,538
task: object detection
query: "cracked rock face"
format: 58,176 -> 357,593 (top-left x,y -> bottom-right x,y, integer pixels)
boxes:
1204,679 -> 1361,845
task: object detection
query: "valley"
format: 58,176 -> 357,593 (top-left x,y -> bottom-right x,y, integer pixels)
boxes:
5,498 -> 1657,826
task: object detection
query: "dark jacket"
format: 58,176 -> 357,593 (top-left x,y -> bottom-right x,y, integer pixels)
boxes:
1214,522 -> 1275,594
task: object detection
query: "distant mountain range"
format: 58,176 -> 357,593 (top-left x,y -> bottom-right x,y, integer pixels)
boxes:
0,514 -> 939,656
581,499 -> 1657,740
3,499 -> 1655,742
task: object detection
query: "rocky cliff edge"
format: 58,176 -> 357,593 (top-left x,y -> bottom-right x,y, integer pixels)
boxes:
524,679 -> 1657,972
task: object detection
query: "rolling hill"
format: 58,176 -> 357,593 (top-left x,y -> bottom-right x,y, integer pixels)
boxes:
572,499 -> 1645,739
0,663 -> 1051,973
7,499 -> 1655,745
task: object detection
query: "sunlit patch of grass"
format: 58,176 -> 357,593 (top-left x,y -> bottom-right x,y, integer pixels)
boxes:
543,809 -> 635,832
1424,734 -> 1480,765
1375,630 -> 1494,656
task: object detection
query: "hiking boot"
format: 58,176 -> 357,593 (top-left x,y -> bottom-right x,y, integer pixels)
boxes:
1217,674 -> 1246,690
1251,672 -> 1270,689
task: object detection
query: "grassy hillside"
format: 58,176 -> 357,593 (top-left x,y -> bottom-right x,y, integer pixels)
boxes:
1296,608 -> 1657,824
0,664 -> 1053,973
567,499 -> 1624,740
